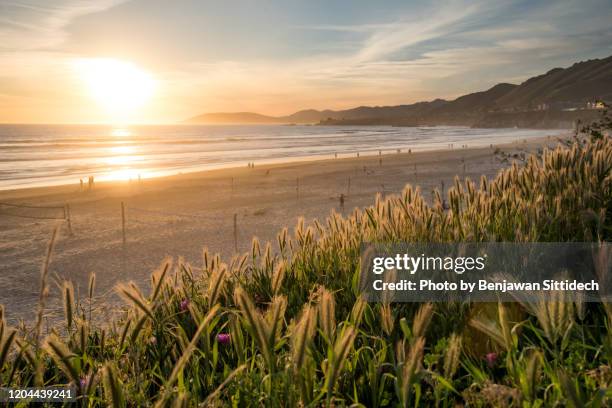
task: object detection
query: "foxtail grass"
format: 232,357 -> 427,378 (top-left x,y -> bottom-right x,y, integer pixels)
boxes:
62,281 -> 74,331
234,287 -> 277,373
318,287 -> 336,342
102,362 -> 125,408
443,333 -> 462,380
412,302 -> 434,340
35,226 -> 59,351
324,325 -> 357,403
44,335 -> 80,385
117,282 -> 153,320
397,336 -> 425,407
154,303 -> 220,407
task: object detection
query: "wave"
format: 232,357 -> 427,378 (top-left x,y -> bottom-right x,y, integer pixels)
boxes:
0,124 -> 557,190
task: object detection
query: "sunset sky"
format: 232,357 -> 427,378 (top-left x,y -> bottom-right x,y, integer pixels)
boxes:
1,0 -> 611,124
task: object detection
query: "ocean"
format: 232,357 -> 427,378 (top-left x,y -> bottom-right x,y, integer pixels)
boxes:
0,124 -> 560,190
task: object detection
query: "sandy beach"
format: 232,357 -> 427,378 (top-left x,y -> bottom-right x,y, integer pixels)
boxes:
0,135 -> 566,322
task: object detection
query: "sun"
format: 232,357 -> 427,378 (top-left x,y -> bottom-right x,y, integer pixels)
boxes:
76,58 -> 156,117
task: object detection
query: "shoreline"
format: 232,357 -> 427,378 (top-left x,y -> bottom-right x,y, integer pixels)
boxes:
0,125 -> 565,193
0,132 -> 567,200
0,134 -> 567,322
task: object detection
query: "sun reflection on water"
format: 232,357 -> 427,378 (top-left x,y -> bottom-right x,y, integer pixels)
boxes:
105,133 -> 143,180
107,168 -> 141,181
111,128 -> 132,137
106,145 -> 137,165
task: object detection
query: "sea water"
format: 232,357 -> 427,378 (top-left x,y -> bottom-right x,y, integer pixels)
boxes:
0,124 -> 560,190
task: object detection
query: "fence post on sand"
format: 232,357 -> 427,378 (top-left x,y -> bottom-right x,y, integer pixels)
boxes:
121,202 -> 126,246
233,213 -> 238,252
64,203 -> 73,235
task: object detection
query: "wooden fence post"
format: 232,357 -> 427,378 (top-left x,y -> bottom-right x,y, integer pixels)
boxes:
64,203 -> 73,235
233,213 -> 238,252
121,202 -> 126,246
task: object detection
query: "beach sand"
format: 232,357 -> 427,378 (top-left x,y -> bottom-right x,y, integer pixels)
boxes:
0,135 -> 566,322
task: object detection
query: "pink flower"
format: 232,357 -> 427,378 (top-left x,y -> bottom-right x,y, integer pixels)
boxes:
179,298 -> 190,312
217,333 -> 231,345
485,352 -> 498,368
79,376 -> 89,389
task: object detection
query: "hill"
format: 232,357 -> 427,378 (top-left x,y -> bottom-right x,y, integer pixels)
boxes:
186,112 -> 281,124
186,55 -> 612,128
494,56 -> 612,109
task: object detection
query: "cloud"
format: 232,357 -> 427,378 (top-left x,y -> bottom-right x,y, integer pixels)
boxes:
0,0 -> 128,51
354,2 -> 486,62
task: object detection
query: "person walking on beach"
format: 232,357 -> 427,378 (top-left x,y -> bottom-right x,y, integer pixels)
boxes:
339,193 -> 345,210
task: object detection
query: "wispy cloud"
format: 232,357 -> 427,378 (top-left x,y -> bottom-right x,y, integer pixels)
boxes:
354,1 -> 486,62
0,0 -> 127,50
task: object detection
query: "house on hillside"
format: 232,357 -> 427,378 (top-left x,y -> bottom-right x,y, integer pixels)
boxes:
586,100 -> 606,110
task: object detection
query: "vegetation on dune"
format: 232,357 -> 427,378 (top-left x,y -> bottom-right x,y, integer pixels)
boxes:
0,114 -> 611,406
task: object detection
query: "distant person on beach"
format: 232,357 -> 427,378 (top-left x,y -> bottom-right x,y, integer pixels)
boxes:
339,193 -> 345,209
80,178 -> 83,191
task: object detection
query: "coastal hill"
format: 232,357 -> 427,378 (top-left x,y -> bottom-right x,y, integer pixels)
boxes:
189,112 -> 280,124
186,55 -> 612,128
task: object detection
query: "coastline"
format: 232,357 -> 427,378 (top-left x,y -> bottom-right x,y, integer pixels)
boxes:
0,124 -> 561,192
0,134 -> 567,321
